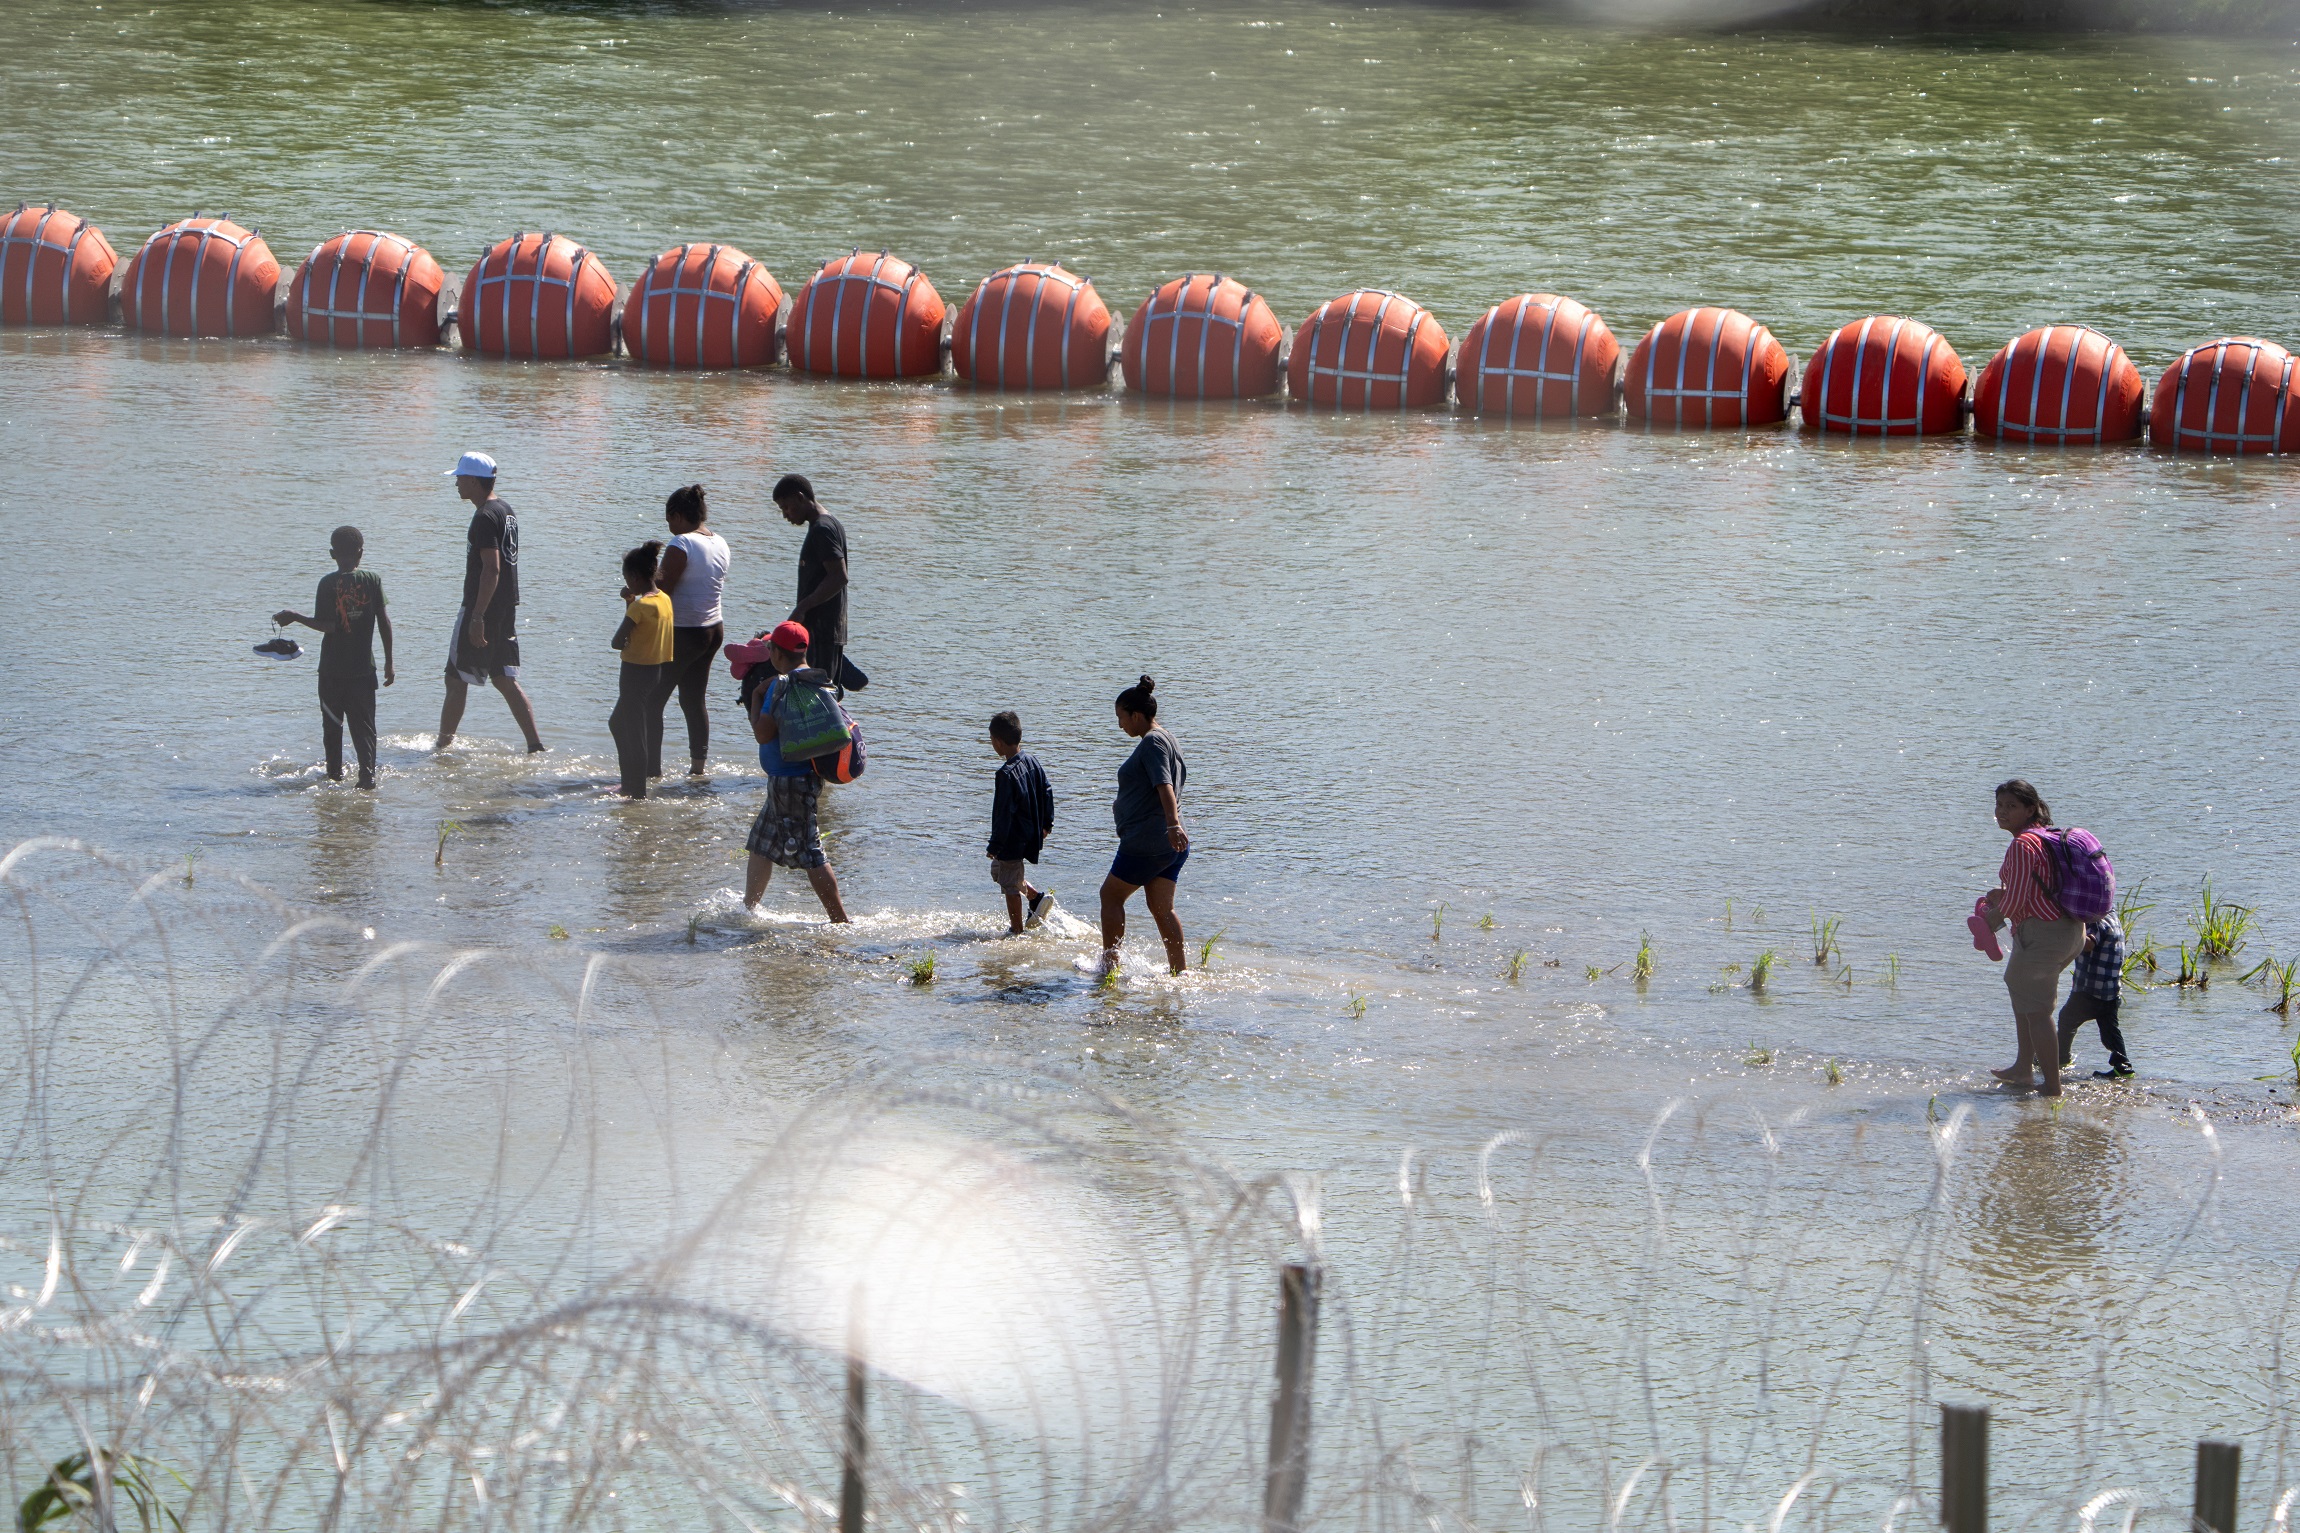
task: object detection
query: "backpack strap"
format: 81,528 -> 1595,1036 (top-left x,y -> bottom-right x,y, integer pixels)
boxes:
2024,828 -> 2064,899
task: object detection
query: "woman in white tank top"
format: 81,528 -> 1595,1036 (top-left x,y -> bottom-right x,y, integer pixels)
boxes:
651,484 -> 733,776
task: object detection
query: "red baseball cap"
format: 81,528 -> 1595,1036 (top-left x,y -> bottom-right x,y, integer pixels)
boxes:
771,620 -> 810,653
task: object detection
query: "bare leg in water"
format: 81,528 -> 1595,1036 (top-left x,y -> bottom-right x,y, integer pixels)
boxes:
1100,874 -> 1185,975
1992,1010 -> 2064,1096
745,854 -> 849,923
437,672 -> 545,752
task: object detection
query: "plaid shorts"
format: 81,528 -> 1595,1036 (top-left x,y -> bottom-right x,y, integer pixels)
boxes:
746,774 -> 826,870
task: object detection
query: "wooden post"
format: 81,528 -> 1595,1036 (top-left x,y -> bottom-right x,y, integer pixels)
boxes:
1264,1263 -> 1321,1533
1940,1403 -> 1988,1533
2194,1441 -> 2241,1533
840,1296 -> 866,1533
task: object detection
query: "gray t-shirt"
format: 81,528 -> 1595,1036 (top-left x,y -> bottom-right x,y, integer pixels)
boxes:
1113,726 -> 1186,856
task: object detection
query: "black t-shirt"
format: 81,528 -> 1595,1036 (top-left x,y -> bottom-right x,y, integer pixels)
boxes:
314,568 -> 386,681
796,511 -> 847,645
461,497 -> 520,627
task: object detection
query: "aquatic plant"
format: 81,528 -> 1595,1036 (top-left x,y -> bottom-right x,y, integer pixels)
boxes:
1825,1058 -> 1844,1087
1750,949 -> 1777,994
1478,912 -> 1495,931
1505,950 -> 1528,983
2125,935 -> 2160,986
1198,927 -> 1228,969
548,924 -> 570,941
180,848 -> 199,887
1344,992 -> 1367,1018
1749,905 -> 1767,925
2174,942 -> 2210,989
1809,912 -> 1842,967
2242,955 -> 2300,1015
435,819 -> 461,867
1723,897 -> 1734,929
1744,1043 -> 1773,1067
1584,964 -> 1603,983
1098,963 -> 1121,992
1882,953 -> 1902,989
2115,878 -> 2156,937
1836,965 -> 1855,989
687,913 -> 701,945
2188,878 -> 2255,962
1709,962 -> 1744,993
1631,931 -> 1654,983
908,951 -> 937,986
18,1449 -> 187,1533
1430,903 -> 1446,941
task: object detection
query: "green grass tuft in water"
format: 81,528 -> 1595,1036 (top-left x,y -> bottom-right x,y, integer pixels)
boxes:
435,820 -> 461,868
1744,1043 -> 1773,1067
1197,927 -> 1228,970
907,952 -> 936,986
1809,911 -> 1842,967
1506,950 -> 1528,983
2188,877 -> 2255,962
1478,911 -> 1495,931
2241,954 -> 2299,1014
1825,1058 -> 1844,1087
1631,931 -> 1654,983
1344,992 -> 1367,1018
548,924 -> 569,941
1750,950 -> 1777,993
1430,903 -> 1446,941
19,1448 -> 188,1533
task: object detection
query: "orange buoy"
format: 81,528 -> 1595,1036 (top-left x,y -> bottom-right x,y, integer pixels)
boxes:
2149,338 -> 2300,455
1,204 -> 117,326
285,231 -> 445,349
1972,326 -> 2143,444
458,232 -> 618,360
625,243 -> 783,370
122,215 -> 279,338
1286,290 -> 1450,410
785,250 -> 945,378
952,263 -> 1111,390
1458,293 -> 1620,419
1800,316 -> 1966,436
1120,274 -> 1284,399
1625,307 -> 1790,427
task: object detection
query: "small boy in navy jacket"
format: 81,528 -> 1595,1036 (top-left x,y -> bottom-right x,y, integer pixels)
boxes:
987,710 -> 1055,933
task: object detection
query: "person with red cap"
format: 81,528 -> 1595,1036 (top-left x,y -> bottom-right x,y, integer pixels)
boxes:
736,619 -> 849,922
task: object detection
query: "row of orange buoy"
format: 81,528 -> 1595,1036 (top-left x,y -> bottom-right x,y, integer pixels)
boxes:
6,205 -> 2298,454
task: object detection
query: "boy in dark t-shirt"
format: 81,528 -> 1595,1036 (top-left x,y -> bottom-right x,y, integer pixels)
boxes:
274,525 -> 394,788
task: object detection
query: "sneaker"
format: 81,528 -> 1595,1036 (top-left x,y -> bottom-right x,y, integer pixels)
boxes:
2095,1063 -> 2136,1079
1024,890 -> 1055,929
252,636 -> 302,659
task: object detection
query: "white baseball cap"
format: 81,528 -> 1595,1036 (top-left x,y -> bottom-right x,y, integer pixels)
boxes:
446,450 -> 498,479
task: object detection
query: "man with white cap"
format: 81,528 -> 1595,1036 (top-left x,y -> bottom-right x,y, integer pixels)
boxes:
435,451 -> 544,753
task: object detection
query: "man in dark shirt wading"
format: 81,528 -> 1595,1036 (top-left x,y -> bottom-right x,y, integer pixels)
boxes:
435,450 -> 545,753
774,473 -> 848,681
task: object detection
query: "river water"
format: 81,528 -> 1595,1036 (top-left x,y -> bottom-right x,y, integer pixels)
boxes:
4,4 -> 2300,1531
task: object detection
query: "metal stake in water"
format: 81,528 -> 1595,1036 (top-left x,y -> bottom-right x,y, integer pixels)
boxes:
841,1287 -> 866,1533
1264,1263 -> 1322,1533
2194,1441 -> 2241,1533
1940,1403 -> 1988,1533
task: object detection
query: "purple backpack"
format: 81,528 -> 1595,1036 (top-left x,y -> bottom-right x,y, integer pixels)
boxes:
2033,827 -> 2116,921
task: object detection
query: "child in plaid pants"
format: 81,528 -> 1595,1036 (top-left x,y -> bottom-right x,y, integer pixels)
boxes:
2058,913 -> 2135,1079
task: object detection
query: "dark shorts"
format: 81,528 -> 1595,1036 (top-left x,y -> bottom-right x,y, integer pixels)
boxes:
1109,844 -> 1187,888
445,606 -> 520,684
746,774 -> 827,870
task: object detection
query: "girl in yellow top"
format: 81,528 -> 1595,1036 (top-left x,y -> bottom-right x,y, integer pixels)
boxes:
610,540 -> 676,798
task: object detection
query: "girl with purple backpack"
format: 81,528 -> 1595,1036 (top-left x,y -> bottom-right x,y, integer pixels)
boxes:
1978,778 -> 2112,1098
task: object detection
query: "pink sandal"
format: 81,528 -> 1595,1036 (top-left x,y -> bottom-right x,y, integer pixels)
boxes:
1969,897 -> 2003,961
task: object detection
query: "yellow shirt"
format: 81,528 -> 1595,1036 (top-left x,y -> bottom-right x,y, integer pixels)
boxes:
623,591 -> 674,666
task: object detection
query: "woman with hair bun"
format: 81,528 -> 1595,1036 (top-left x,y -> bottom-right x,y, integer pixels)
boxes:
1101,675 -> 1190,976
652,483 -> 731,777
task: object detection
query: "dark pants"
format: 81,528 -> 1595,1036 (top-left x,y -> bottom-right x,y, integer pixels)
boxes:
650,623 -> 722,770
610,662 -> 671,797
319,671 -> 377,780
807,632 -> 844,687
2057,991 -> 2131,1069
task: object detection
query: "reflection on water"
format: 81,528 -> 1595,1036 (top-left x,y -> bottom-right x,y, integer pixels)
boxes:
6,848 -> 2296,1533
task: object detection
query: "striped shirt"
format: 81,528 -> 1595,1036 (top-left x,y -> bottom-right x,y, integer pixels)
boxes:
1994,829 -> 2066,924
